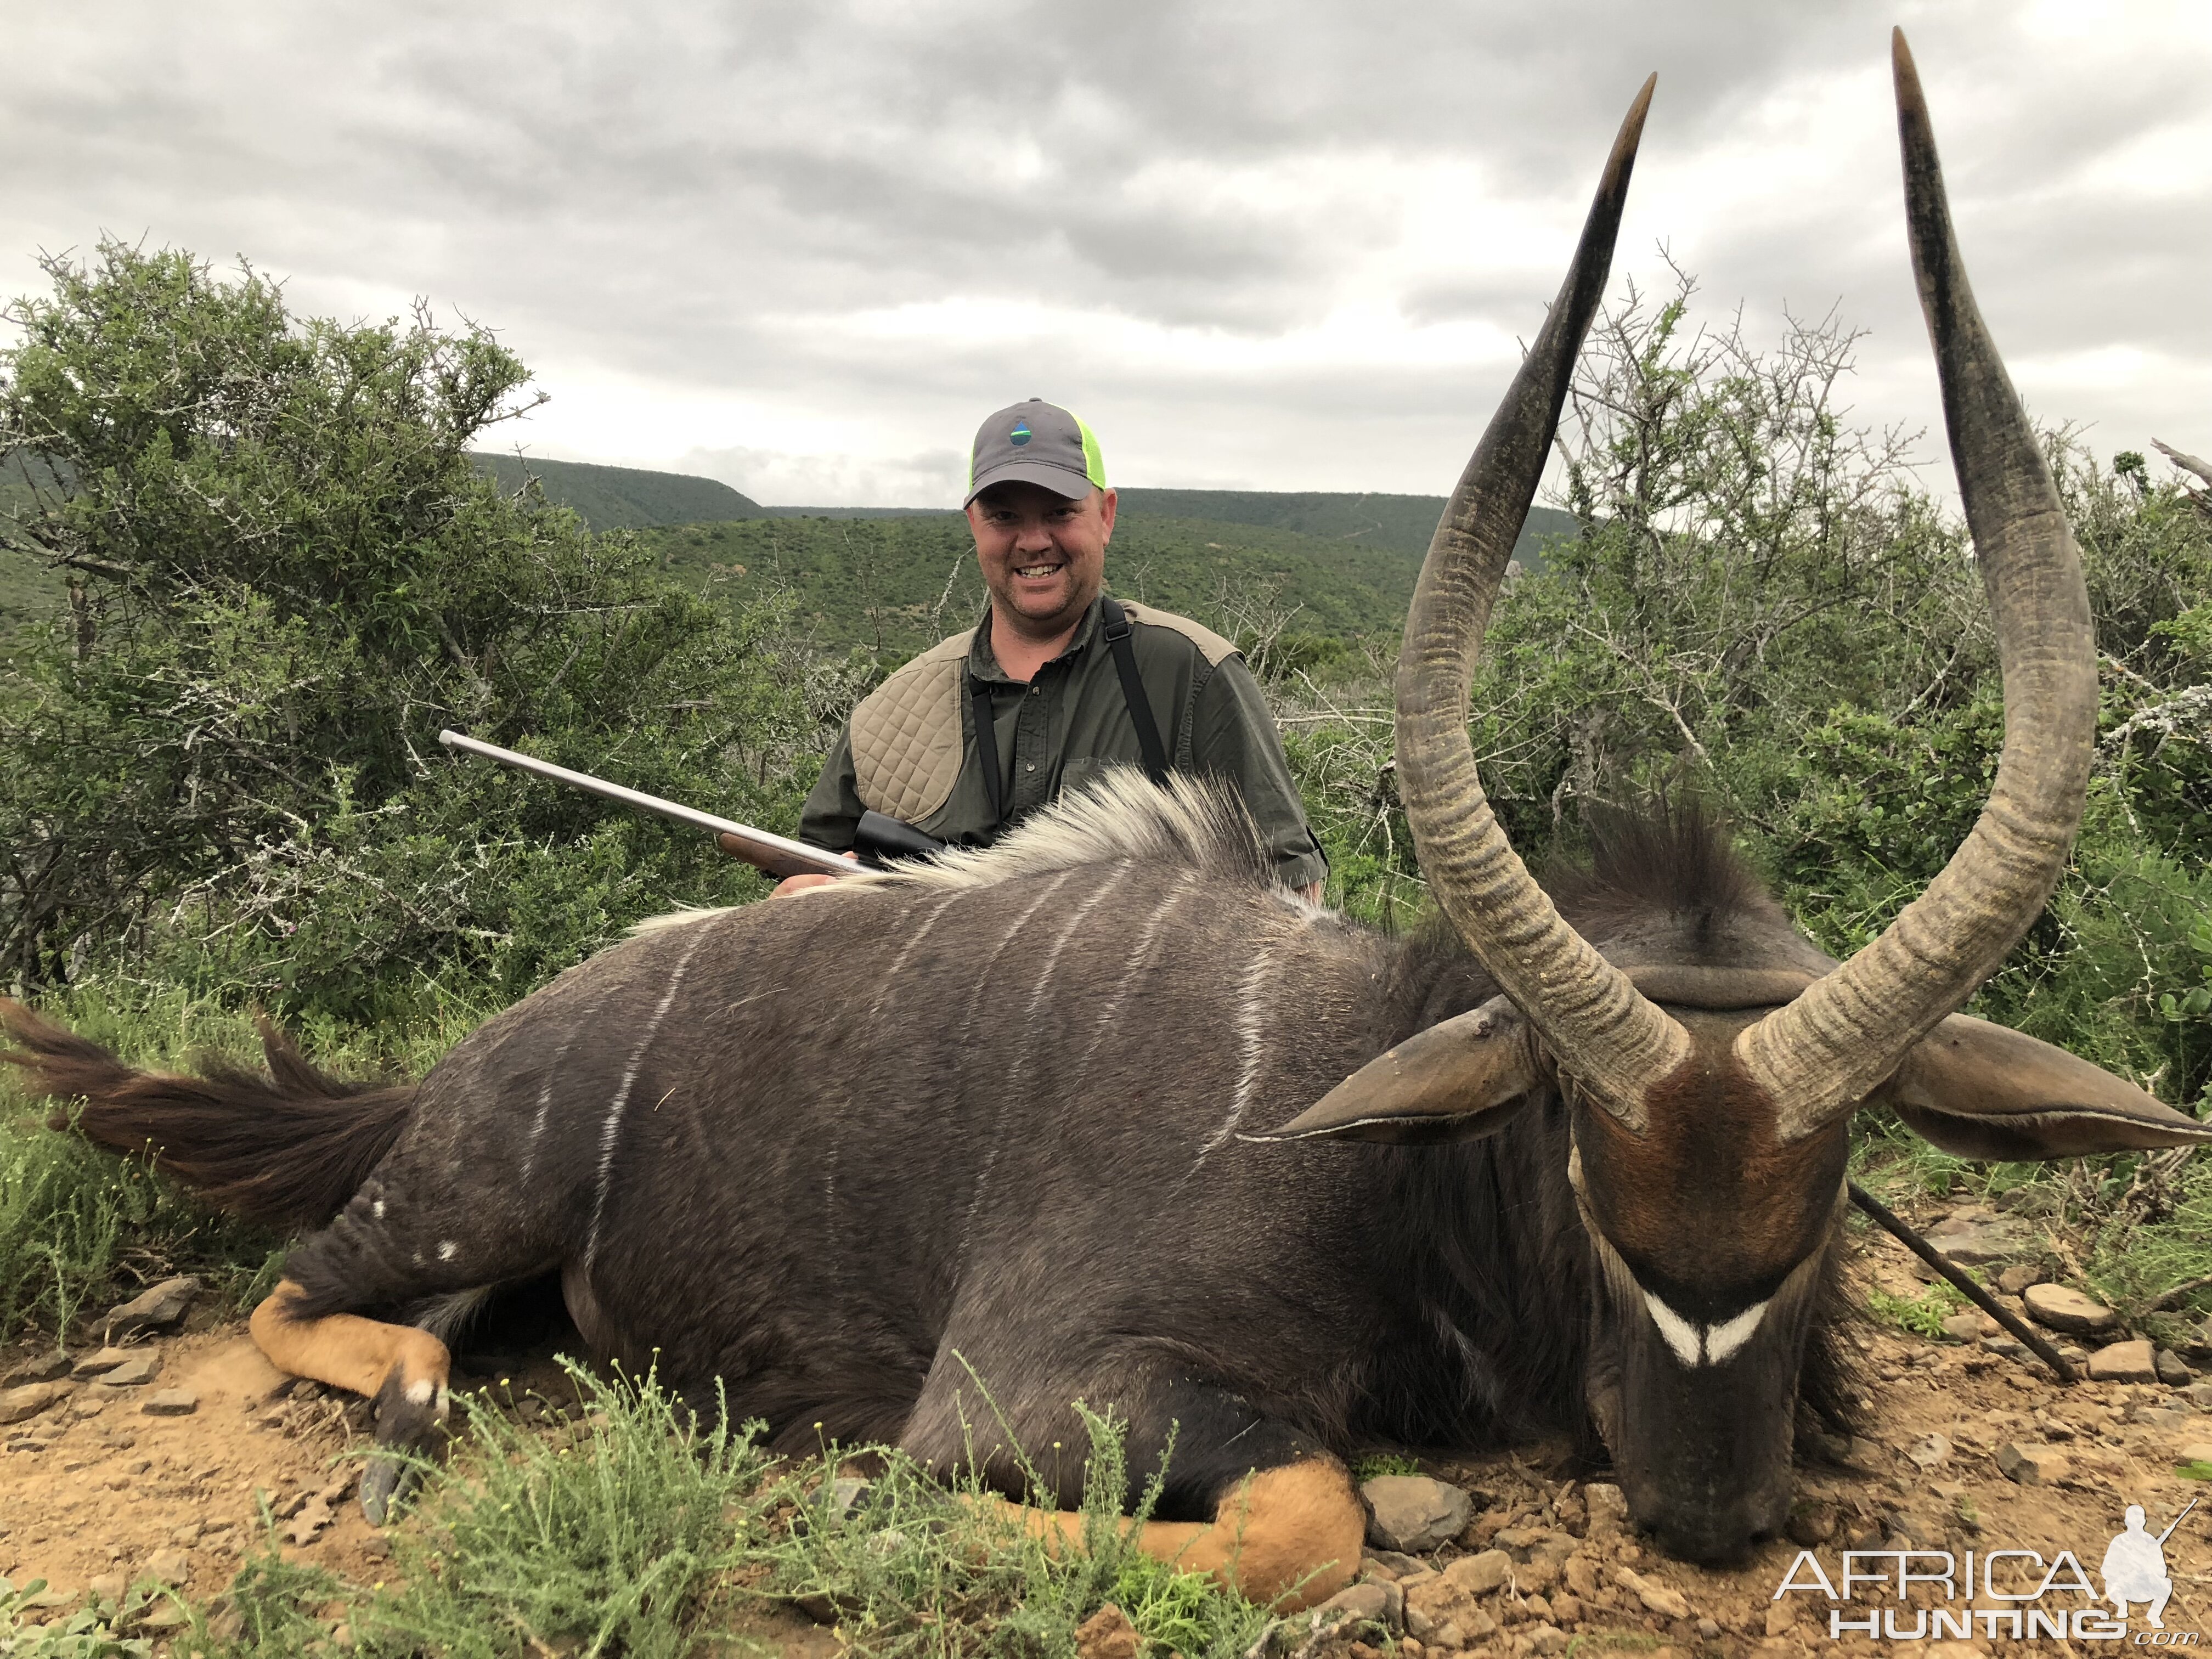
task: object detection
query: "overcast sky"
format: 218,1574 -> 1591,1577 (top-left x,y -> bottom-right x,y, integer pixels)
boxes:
8,1 -> 2208,506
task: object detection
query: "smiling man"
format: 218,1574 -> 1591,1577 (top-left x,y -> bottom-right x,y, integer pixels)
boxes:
789,398 -> 1327,898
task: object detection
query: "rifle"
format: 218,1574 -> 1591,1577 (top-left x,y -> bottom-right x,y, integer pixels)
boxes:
438,729 -> 943,877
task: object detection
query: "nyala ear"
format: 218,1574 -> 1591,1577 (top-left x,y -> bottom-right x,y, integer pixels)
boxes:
1249,996 -> 1542,1146
1882,1014 -> 2212,1161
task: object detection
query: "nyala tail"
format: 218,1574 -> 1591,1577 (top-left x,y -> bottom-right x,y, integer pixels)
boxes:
1,1000 -> 414,1231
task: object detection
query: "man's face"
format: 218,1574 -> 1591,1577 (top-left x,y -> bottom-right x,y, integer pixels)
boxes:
967,481 -> 1115,642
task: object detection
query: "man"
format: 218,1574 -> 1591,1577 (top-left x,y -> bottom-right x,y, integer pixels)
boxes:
781,398 -> 1327,899
2101,1503 -> 2179,1629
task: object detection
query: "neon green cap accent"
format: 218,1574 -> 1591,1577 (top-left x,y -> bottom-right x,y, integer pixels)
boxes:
1075,415 -> 1106,489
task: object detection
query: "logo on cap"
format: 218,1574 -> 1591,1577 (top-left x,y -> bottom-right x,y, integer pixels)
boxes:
1009,420 -> 1031,446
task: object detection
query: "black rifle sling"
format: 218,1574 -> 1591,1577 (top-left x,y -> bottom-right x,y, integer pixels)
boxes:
1099,596 -> 1171,787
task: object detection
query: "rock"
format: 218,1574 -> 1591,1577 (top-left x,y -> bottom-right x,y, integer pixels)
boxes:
87,1573 -> 127,1603
2023,1284 -> 2117,1334
1317,1581 -> 1403,1634
1362,1549 -> 1425,1579
0,1380 -> 74,1424
1362,1475 -> 1474,1554
1075,1604 -> 1139,1659
70,1347 -> 139,1379
1615,1566 -> 1690,1619
1528,1625 -> 1569,1656
2136,1404 -> 2194,1430
1939,1311 -> 1994,1342
2186,1381 -> 2212,1409
136,1602 -> 191,1630
3,1352 -> 74,1386
1441,1549 -> 1512,1596
2155,1348 -> 2194,1385
1696,1617 -> 1722,1640
140,1548 -> 192,1587
92,1353 -> 159,1389
1994,1264 -> 2043,1295
1581,1482 -> 1628,1538
2088,1339 -> 2159,1383
810,1475 -> 870,1522
1405,1548 -> 1514,1632
1785,1498 -> 1837,1545
287,1494 -> 334,1545
103,1276 -> 200,1341
1996,1442 -> 2067,1485
1920,1209 -> 2032,1268
142,1389 -> 199,1417
358,1534 -> 393,1562
1906,1432 -> 1953,1470
1562,1554 -> 1600,1600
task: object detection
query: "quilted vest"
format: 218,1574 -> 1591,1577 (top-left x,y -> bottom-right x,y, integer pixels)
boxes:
847,602 -> 1235,823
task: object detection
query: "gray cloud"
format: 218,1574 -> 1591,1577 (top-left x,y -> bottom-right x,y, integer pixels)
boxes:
5,1 -> 2207,504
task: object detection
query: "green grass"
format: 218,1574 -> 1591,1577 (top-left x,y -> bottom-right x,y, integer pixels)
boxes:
1347,1453 -> 1420,1483
0,1578 -> 158,1658
0,983 -> 486,1343
0,1365 -> 1289,1659
1863,1281 -> 1967,1339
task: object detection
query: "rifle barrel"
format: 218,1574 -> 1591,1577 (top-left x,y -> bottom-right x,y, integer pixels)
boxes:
2157,1494 -> 2198,1545
437,729 -> 855,881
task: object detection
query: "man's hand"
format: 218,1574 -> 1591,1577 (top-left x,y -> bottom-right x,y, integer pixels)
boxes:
772,851 -> 859,898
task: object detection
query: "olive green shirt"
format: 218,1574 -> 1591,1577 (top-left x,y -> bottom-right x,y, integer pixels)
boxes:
802,597 -> 1328,890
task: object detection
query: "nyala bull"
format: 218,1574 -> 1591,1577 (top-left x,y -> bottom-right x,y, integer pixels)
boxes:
7,34 -> 2206,1610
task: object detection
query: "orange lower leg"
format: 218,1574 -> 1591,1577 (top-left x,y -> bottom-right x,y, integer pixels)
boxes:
249,1278 -> 451,1409
995,1459 -> 1363,1612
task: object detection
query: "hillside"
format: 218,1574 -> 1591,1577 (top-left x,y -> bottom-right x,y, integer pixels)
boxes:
471,453 -> 764,529
472,453 -> 1577,564
7,448 -> 1582,650
633,503 -> 1578,658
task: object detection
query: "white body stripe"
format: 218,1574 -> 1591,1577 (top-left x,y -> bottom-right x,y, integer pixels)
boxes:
583,926 -> 713,1272
953,870 -> 1082,1260
1192,945 -> 1279,1167
1074,870 -> 1198,1076
868,891 -> 960,1021
521,1015 -> 590,1186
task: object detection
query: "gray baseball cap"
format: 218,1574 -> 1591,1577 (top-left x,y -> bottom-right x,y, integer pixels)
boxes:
963,398 -> 1107,507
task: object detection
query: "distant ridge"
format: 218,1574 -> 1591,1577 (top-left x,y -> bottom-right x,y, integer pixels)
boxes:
472,453 -> 764,530
476,453 -> 1578,564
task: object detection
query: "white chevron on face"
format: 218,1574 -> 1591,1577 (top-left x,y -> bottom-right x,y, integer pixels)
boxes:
1641,1289 -> 1771,1367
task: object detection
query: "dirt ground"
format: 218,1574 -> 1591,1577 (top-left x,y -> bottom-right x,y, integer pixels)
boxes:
4,1219 -> 2210,1657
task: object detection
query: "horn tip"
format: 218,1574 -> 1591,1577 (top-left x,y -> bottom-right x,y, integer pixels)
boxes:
1624,71 -> 1656,134
1892,28 -> 1925,106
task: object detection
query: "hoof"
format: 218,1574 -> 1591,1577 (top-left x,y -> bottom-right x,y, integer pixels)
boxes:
362,1365 -> 450,1522
359,1452 -> 415,1526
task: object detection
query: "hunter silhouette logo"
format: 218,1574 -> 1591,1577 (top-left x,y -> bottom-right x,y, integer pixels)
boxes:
2103,1497 -> 2195,1629
1769,1493 -> 2200,1641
